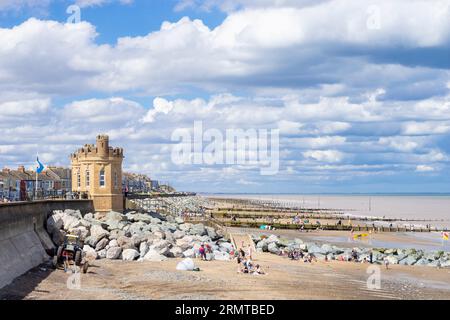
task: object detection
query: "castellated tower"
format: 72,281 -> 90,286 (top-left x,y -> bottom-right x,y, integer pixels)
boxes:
71,134 -> 124,213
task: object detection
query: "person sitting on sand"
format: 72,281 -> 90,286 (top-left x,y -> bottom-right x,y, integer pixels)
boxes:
253,264 -> 266,275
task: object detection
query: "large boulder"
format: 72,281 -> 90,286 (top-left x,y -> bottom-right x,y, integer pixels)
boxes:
183,248 -> 195,258
106,247 -> 122,259
143,249 -> 167,261
150,240 -> 171,253
414,258 -> 429,266
95,238 -> 109,251
89,225 -> 110,247
62,215 -> 82,231
109,229 -> 126,240
150,218 -> 162,225
175,217 -> 184,224
117,236 -> 137,250
52,229 -> 66,246
385,255 -> 399,265
153,231 -> 166,240
306,244 -> 324,255
266,235 -> 279,244
256,240 -> 268,252
83,245 -> 98,261
205,227 -> 219,240
122,249 -> 140,261
139,241 -> 149,258
97,249 -> 107,259
84,213 -> 94,220
189,224 -> 207,236
109,239 -> 119,248
268,242 -> 280,255
131,213 -> 153,223
65,209 -> 83,219
321,244 -> 333,255
106,211 -> 126,222
219,242 -> 234,253
68,226 -> 89,240
214,251 -> 230,261
46,214 -> 63,235
179,223 -> 193,232
176,237 -> 194,251
168,246 -> 183,258
399,255 -> 420,266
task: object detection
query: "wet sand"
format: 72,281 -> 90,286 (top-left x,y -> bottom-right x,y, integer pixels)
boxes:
1,253 -> 449,300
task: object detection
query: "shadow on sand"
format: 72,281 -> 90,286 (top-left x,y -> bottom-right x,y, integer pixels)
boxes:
0,264 -> 55,300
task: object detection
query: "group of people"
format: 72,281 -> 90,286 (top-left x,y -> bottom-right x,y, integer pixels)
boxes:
198,243 -> 213,261
235,245 -> 266,275
288,249 -> 318,263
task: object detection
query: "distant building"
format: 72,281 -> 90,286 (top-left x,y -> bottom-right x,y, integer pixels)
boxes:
123,172 -> 153,193
46,167 -> 72,196
71,134 -> 124,213
151,180 -> 160,190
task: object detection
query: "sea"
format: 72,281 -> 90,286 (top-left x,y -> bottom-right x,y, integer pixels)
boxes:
205,194 -> 450,228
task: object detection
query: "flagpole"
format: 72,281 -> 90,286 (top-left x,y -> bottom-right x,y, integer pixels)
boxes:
35,154 -> 38,201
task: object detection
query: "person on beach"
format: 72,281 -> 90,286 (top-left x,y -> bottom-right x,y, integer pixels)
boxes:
369,251 -> 373,264
384,257 -> 389,270
247,245 -> 253,260
236,255 -> 243,273
351,249 -> 358,262
239,248 -> 246,259
253,264 -> 267,275
199,244 -> 207,261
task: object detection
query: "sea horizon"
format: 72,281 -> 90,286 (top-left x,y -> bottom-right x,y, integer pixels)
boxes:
200,192 -> 450,197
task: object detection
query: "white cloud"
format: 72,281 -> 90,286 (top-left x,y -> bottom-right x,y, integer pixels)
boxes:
303,150 -> 345,163
416,165 -> 435,172
0,1 -> 449,96
63,97 -> 145,124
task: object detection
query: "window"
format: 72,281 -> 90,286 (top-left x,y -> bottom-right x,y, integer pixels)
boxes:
77,170 -> 81,188
100,170 -> 105,187
114,172 -> 118,189
86,169 -> 90,187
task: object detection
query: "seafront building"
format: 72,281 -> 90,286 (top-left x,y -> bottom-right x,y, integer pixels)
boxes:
0,138 -> 157,203
70,134 -> 125,213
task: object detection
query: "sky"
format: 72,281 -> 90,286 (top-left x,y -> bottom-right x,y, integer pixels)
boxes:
0,0 -> 449,193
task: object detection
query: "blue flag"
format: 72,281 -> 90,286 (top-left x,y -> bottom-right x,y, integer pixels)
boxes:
36,157 -> 45,174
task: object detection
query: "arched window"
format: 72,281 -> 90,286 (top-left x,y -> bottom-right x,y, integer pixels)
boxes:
100,169 -> 105,187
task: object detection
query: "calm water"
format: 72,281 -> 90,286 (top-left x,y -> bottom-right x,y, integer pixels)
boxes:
208,194 -> 450,227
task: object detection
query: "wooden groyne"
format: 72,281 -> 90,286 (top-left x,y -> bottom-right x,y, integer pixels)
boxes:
218,220 -> 447,233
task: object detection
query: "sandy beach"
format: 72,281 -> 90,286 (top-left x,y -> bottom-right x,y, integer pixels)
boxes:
1,253 -> 449,300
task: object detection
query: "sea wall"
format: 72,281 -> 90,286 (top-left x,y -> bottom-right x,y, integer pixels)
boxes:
0,200 -> 94,289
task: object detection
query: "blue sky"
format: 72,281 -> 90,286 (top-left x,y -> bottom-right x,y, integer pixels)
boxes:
0,0 -> 449,193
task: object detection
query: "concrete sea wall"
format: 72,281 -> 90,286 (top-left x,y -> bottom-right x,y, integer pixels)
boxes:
0,200 -> 94,289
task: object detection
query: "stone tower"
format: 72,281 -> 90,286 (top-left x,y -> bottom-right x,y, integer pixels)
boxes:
71,134 -> 124,213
